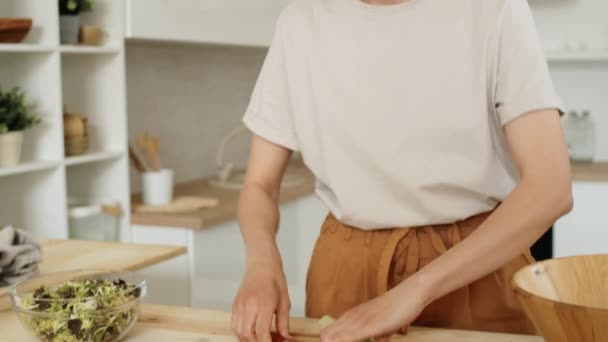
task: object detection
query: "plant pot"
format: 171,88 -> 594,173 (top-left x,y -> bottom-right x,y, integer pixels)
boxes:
59,15 -> 80,45
0,131 -> 24,167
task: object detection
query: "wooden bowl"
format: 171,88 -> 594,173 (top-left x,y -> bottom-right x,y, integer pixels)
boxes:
513,255 -> 608,342
0,18 -> 33,43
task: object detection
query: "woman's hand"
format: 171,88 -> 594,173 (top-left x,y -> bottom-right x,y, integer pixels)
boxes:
320,277 -> 430,342
232,260 -> 292,342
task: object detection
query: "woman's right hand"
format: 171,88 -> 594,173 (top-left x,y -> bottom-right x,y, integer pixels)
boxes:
232,261 -> 292,342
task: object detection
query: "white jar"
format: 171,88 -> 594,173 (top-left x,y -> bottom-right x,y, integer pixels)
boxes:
142,169 -> 174,205
0,131 -> 24,167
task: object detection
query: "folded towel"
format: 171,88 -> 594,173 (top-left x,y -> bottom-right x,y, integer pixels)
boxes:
0,226 -> 42,286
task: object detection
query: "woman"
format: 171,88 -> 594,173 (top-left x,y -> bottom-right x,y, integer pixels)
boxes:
231,0 -> 572,341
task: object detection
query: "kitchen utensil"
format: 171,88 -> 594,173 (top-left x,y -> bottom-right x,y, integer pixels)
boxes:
142,169 -> 174,205
513,254 -> 608,342
0,18 -> 32,43
11,270 -> 146,342
134,196 -> 219,214
79,25 -> 106,46
68,200 -> 123,241
137,132 -> 162,171
129,144 -> 147,173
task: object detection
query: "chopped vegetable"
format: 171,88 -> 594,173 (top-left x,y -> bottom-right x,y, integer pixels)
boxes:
16,278 -> 142,342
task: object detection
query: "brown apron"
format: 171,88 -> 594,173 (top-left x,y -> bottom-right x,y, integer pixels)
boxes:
305,211 -> 537,335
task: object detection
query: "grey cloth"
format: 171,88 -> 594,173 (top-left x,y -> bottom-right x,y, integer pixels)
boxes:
0,226 -> 42,286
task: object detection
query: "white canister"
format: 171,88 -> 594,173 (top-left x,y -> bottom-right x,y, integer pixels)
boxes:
68,203 -> 122,241
0,131 -> 24,167
142,169 -> 174,205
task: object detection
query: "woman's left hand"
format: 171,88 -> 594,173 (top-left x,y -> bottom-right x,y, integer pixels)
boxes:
320,278 -> 431,342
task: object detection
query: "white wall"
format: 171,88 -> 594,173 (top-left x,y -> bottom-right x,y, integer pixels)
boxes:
530,0 -> 608,51
126,42 -> 266,192
531,0 -> 608,161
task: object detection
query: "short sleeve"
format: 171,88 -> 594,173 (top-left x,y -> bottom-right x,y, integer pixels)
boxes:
243,16 -> 299,151
494,0 -> 565,125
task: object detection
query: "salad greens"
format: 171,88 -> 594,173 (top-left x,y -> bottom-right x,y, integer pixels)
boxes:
17,278 -> 141,342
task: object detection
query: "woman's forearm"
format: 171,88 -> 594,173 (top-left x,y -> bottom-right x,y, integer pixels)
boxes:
238,182 -> 283,268
410,175 -> 573,305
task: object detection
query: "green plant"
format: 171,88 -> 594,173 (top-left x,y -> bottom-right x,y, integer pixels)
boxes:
0,87 -> 40,134
59,0 -> 93,15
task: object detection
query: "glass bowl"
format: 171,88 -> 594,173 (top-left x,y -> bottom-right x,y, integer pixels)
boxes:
10,270 -> 146,342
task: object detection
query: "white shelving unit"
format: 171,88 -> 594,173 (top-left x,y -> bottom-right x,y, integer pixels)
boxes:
546,50 -> 608,63
0,0 -> 130,240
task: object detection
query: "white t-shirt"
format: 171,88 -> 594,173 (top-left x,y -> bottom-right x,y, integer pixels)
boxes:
243,0 -> 564,229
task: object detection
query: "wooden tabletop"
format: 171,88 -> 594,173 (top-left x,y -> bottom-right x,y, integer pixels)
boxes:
131,161 -> 315,230
571,162 -> 608,182
0,304 -> 544,341
0,240 -> 186,311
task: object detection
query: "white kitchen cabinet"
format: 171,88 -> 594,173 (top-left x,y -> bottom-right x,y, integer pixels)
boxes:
132,194 -> 327,316
126,0 -> 292,47
554,181 -> 608,257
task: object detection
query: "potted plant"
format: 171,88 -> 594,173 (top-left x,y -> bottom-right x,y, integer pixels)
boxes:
59,0 -> 93,45
0,87 -> 40,167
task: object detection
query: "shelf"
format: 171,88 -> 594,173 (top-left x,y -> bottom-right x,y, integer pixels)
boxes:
0,160 -> 61,177
65,150 -> 123,166
546,50 -> 608,63
0,44 -> 55,53
60,45 -> 121,54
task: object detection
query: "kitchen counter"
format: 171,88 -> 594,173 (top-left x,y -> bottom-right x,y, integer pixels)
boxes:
571,162 -> 608,182
131,160 -> 315,229
0,303 -> 544,341
0,239 -> 186,311
130,160 -> 608,230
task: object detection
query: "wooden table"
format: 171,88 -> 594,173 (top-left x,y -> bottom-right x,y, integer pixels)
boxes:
0,304 -> 544,341
0,239 -> 186,310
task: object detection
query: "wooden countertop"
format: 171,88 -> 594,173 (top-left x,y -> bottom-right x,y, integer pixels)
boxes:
0,304 -> 543,341
130,160 -> 608,230
571,162 -> 608,182
131,161 -> 315,230
0,240 -> 186,311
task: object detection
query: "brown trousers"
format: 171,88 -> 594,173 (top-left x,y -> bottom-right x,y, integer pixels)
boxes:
305,212 -> 537,335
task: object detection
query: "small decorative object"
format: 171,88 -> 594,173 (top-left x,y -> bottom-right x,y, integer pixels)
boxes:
79,25 -> 105,46
0,87 -> 40,167
0,18 -> 33,43
63,111 -> 89,156
59,0 -> 93,45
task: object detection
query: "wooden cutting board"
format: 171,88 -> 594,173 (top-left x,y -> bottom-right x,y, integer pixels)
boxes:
133,196 -> 219,214
0,304 -> 544,341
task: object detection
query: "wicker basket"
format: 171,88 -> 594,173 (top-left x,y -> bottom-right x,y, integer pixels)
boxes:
0,18 -> 32,43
